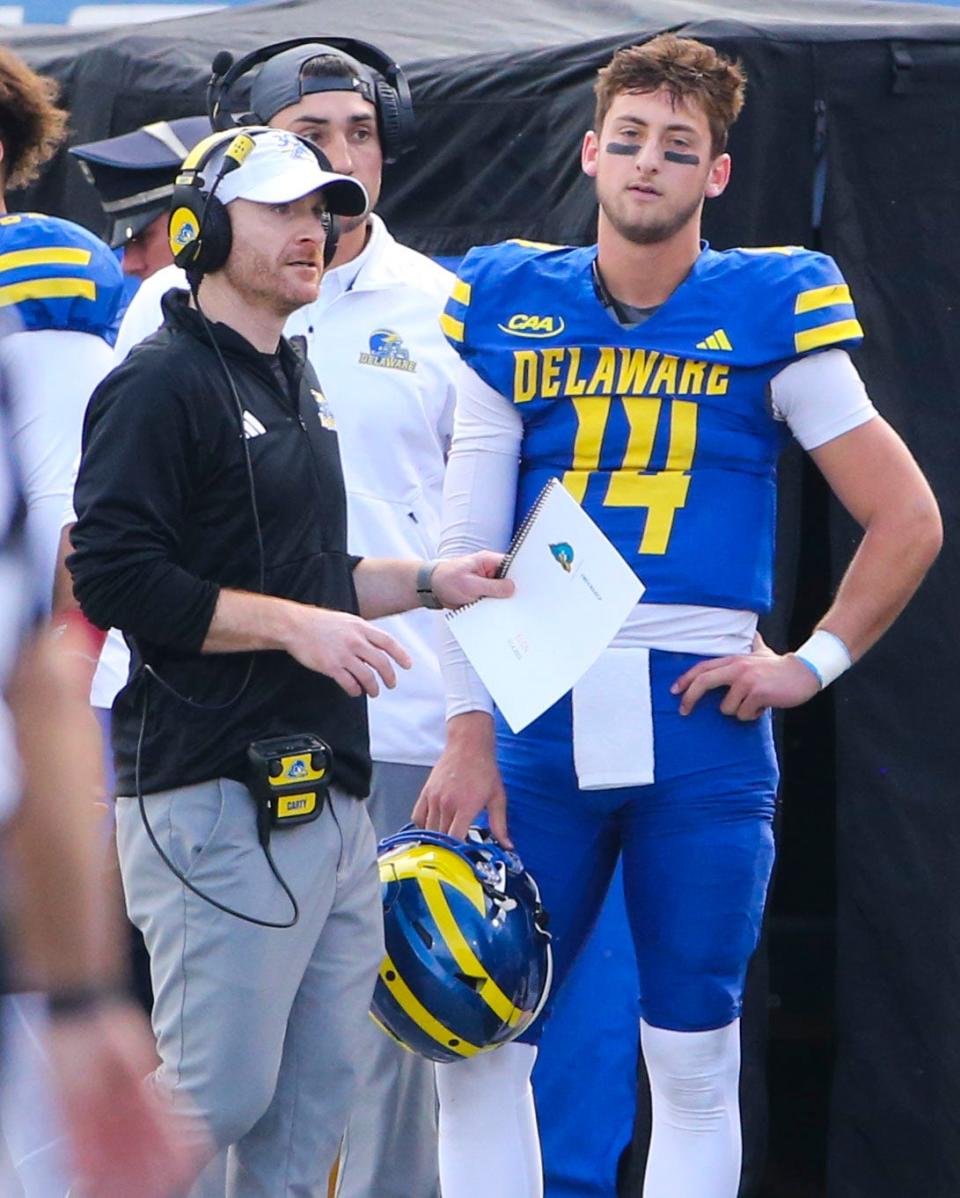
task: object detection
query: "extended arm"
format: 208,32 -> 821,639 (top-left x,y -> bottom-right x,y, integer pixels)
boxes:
201,548 -> 512,700
675,353 -> 941,717
413,361 -> 523,844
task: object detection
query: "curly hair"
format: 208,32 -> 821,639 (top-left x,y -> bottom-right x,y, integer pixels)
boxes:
0,47 -> 68,193
594,35 -> 746,158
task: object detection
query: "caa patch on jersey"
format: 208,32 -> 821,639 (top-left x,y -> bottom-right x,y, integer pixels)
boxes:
0,212 -> 125,343
440,240 -> 863,614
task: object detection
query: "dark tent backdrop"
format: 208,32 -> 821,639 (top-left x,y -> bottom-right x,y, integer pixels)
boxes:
6,2 -> 959,1195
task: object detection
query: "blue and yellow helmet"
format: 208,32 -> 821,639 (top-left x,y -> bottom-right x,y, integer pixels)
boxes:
371,825 -> 552,1063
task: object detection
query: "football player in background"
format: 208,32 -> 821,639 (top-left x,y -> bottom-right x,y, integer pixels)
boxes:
0,45 -> 131,1196
0,46 -> 192,1198
416,34 -> 942,1198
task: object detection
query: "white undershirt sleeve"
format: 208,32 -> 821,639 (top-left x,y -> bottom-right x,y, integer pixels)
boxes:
0,329 -> 113,607
439,360 -> 522,720
769,347 -> 877,451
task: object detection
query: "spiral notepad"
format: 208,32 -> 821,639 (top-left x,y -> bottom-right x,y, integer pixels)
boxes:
496,476 -> 563,579
446,477 -> 644,732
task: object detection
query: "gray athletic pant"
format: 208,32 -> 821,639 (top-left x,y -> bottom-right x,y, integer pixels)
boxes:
337,761 -> 440,1198
116,778 -> 383,1198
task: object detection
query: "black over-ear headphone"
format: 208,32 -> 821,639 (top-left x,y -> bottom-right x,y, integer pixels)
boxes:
167,126 -> 340,278
206,38 -> 416,165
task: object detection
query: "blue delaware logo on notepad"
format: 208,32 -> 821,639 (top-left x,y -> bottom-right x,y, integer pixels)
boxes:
549,542 -> 574,572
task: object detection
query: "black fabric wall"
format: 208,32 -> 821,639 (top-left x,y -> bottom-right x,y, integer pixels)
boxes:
819,38 -> 960,1198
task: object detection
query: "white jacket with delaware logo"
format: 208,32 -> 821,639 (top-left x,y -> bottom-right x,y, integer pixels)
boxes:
108,215 -> 459,767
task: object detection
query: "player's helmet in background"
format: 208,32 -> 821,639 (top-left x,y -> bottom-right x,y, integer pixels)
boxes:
370,825 -> 552,1064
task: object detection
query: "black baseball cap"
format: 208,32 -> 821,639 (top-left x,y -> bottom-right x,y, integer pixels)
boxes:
70,116 -> 210,248
249,45 -> 379,124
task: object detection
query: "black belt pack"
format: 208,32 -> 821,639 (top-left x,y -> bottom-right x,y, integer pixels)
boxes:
246,733 -> 332,843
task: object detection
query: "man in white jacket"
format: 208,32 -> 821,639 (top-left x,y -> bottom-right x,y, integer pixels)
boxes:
110,39 -> 458,1198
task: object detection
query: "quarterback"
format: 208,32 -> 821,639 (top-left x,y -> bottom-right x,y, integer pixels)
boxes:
414,34 -> 942,1198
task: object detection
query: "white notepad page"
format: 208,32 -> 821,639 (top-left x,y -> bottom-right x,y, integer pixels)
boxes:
446,478 -> 644,732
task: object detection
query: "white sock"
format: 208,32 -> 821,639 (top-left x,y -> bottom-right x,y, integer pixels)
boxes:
436,1042 -> 542,1198
641,1019 -> 742,1198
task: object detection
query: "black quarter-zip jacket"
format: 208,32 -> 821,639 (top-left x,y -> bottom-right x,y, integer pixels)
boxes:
69,289 -> 371,797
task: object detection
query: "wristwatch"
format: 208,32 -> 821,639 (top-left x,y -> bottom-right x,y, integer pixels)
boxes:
416,560 -> 443,609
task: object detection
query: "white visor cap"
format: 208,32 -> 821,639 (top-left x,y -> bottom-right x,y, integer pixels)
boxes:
209,128 -> 368,216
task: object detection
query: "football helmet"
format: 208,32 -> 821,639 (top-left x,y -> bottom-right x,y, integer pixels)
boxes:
371,825 -> 552,1063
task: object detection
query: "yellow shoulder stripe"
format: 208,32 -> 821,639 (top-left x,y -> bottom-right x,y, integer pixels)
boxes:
451,278 -> 471,306
440,312 -> 465,344
378,953 -> 481,1058
0,277 -> 96,308
794,318 -> 863,353
0,247 -> 92,273
509,238 -> 565,250
420,876 -> 522,1027
795,284 -> 852,314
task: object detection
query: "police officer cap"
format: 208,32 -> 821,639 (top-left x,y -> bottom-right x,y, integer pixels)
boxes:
249,45 -> 378,124
70,116 -> 210,249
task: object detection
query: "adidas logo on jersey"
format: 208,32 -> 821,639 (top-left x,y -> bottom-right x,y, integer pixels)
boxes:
242,411 -> 266,439
696,329 -> 733,351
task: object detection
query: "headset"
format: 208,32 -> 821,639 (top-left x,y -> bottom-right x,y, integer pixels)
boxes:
167,126 -> 340,279
206,38 -> 416,165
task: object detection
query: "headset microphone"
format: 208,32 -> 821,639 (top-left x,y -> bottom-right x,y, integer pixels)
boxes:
211,48 -> 234,76
207,50 -> 238,127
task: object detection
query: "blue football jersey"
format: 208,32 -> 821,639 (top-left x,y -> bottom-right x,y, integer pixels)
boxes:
0,212 -> 124,343
442,241 -> 862,613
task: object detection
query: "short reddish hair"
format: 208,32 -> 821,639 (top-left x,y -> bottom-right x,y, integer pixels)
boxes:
594,34 -> 746,158
0,47 -> 68,192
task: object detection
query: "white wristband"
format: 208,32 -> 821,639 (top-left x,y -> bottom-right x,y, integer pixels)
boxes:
792,629 -> 853,690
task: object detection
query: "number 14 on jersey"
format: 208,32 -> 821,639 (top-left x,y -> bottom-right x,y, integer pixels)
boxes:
561,395 -> 698,556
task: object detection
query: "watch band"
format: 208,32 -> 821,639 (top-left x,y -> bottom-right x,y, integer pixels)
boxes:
416,560 -> 443,610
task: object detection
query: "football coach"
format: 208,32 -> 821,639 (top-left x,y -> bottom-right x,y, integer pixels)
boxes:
68,126 -> 511,1197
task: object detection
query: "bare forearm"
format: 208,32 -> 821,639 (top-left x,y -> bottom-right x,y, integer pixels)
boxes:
817,505 -> 941,659
7,634 -> 118,991
447,709 -> 496,751
353,552 -> 510,620
201,588 -> 305,654
352,558 -> 421,619
198,558 -> 507,696
810,416 -> 942,660
200,587 -> 413,697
